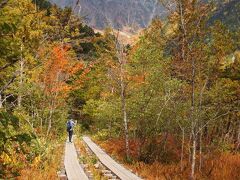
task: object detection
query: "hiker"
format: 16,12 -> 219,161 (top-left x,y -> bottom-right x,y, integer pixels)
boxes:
66,119 -> 75,143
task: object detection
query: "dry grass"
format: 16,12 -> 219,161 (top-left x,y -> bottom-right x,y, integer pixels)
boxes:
75,138 -> 104,180
99,138 -> 240,180
17,143 -> 64,180
204,153 -> 240,180
98,138 -> 139,161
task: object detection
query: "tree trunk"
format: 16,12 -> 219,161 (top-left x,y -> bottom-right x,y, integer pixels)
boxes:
191,135 -> 196,179
181,128 -> 185,172
40,117 -> 43,133
199,129 -> 202,172
47,99 -> 55,136
116,39 -> 130,160
18,44 -> 24,107
190,54 -> 196,179
109,119 -> 112,138
121,73 -> 130,159
236,122 -> 240,151
189,133 -> 192,164
123,100 -> 129,159
47,107 -> 53,136
0,94 -> 3,108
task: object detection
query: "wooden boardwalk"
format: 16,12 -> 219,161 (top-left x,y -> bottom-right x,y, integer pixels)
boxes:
82,136 -> 142,180
64,141 -> 89,180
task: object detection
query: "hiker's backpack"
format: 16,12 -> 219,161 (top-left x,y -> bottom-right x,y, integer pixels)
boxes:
67,121 -> 72,131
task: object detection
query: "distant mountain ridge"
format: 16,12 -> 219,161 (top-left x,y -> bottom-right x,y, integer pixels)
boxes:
49,0 -> 167,31
49,0 -> 239,33
209,0 -> 240,31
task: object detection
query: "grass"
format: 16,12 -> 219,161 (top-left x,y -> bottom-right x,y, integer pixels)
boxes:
74,137 -> 105,180
17,141 -> 64,180
98,138 -> 240,180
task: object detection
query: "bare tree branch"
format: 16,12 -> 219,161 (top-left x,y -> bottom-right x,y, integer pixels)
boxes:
0,59 -> 19,72
197,111 -> 230,134
0,0 -> 8,9
0,71 -> 19,93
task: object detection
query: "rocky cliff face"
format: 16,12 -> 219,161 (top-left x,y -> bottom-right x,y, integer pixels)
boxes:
50,0 -> 239,32
49,0 -> 167,31
209,0 -> 240,31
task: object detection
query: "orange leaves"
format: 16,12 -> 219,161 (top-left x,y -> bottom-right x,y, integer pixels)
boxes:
41,46 -> 69,95
38,44 -> 92,105
69,63 -> 84,75
129,74 -> 146,84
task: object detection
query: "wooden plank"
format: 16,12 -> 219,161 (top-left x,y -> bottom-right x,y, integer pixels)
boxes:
64,141 -> 89,180
82,136 -> 142,180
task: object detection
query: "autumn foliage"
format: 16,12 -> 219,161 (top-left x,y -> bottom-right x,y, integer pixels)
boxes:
99,138 -> 240,180
17,144 -> 64,180
37,44 -> 92,111
0,0 -> 97,178
40,45 -> 84,96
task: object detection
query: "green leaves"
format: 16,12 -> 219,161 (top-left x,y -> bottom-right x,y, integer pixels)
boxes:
0,111 -> 34,151
11,133 -> 33,145
0,110 -> 36,178
0,22 -> 17,34
0,111 -> 19,128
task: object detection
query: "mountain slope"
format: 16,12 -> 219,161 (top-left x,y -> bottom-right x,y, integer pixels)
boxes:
209,0 -> 240,31
49,0 -> 240,33
49,0 -> 167,31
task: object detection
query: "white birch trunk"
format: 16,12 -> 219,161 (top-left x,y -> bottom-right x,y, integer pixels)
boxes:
18,44 -> 24,107
47,106 -> 53,136
120,53 -> 130,159
115,34 -> 130,160
199,129 -> 203,172
181,128 -> 185,172
0,94 -> 3,108
190,55 -> 196,179
191,135 -> 196,179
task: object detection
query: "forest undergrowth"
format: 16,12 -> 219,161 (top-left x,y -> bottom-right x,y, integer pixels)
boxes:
18,139 -> 64,180
97,137 -> 240,180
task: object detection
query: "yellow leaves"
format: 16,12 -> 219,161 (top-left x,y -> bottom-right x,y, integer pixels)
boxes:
106,60 -> 116,68
1,152 -> 12,165
100,91 -> 111,98
234,50 -> 240,62
237,111 -> 240,118
0,151 -> 20,166
31,156 -> 41,168
29,30 -> 44,40
19,143 -> 64,179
